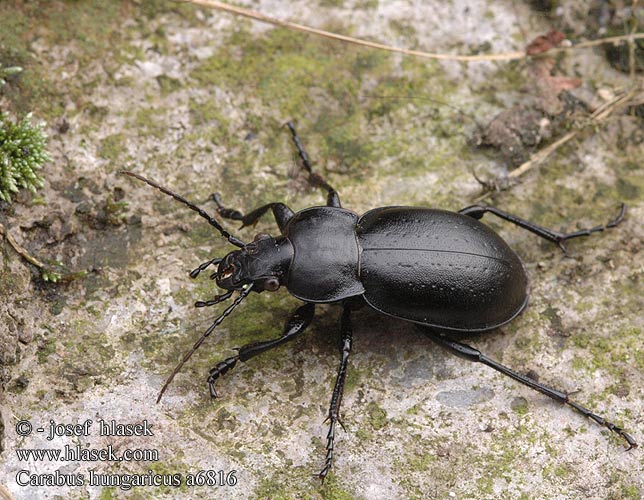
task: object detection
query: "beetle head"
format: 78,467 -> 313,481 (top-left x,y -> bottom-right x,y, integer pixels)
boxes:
216,233 -> 293,293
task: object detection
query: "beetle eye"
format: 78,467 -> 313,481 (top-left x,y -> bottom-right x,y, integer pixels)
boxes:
264,277 -> 280,291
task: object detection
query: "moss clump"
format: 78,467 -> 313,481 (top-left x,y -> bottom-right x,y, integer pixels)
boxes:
366,401 -> 388,430
0,111 -> 48,203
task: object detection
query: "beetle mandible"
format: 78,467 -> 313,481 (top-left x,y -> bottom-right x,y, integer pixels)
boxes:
121,122 -> 636,480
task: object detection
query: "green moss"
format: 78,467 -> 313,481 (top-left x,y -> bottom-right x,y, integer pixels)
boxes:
388,19 -> 417,39
617,484 -> 642,500
366,401 -> 387,430
99,133 -> 126,162
355,0 -> 379,8
251,478 -> 294,500
0,112 -> 48,202
570,326 -> 642,376
7,374 -> 29,394
476,475 -> 494,494
0,1 -> 128,119
615,178 -> 639,200
405,448 -> 436,472
134,107 -> 168,139
98,487 -> 117,500
36,336 -> 57,364
189,25 -> 399,177
250,468 -> 319,500
552,463 -> 571,478
320,474 -> 356,500
510,396 -> 529,416
155,74 -> 181,95
101,193 -> 129,226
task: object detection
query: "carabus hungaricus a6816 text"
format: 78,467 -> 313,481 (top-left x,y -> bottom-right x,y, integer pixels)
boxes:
121,122 -> 636,480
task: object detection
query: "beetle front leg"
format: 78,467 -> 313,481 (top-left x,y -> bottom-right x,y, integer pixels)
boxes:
319,305 -> 353,481
207,303 -> 315,398
422,329 -> 637,450
286,121 -> 341,208
458,203 -> 626,253
212,193 -> 294,234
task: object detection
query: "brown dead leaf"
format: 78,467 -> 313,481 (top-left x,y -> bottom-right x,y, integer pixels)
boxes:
526,29 -> 566,55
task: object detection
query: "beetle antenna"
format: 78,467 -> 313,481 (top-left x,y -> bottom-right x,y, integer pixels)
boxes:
120,171 -> 245,248
156,283 -> 254,403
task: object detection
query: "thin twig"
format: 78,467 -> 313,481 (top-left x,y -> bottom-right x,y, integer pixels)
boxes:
184,0 -> 644,62
0,221 -> 89,282
512,89 -> 632,179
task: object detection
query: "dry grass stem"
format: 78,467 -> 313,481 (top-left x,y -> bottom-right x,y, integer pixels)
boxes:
186,0 -> 643,63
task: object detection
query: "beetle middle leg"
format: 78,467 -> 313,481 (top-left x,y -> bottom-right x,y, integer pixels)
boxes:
286,121 -> 342,208
459,203 -> 626,253
319,303 -> 353,481
422,329 -> 638,450
206,303 -> 315,398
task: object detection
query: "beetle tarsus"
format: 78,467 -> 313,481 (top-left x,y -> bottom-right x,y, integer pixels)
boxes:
318,419 -> 337,482
212,192 -> 244,221
567,401 -> 638,450
458,203 -> 627,252
553,203 -> 627,250
319,305 -> 353,481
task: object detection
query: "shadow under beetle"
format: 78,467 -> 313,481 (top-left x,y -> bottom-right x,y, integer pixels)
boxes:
121,122 -> 636,480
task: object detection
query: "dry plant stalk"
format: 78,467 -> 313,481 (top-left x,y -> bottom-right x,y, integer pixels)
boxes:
509,90 -> 636,180
185,0 -> 643,63
0,222 -> 48,269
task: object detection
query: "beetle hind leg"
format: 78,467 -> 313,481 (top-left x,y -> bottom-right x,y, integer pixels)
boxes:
422,329 -> 637,450
318,304 -> 353,481
458,203 -> 626,253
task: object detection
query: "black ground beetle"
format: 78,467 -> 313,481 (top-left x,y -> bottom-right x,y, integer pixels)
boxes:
121,122 -> 636,480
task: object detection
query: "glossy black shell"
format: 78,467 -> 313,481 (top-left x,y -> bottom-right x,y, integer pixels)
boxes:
284,206 -> 529,332
357,207 -> 528,332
